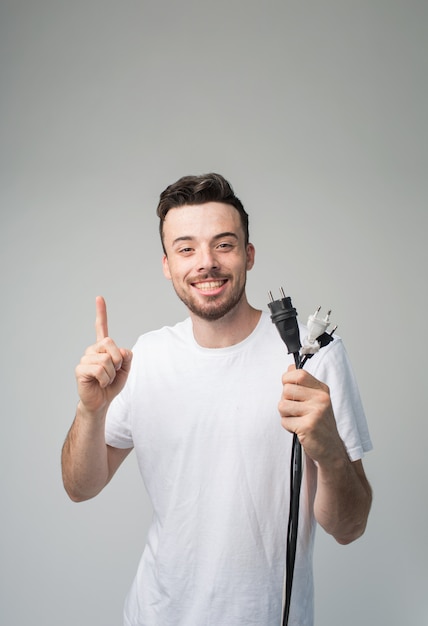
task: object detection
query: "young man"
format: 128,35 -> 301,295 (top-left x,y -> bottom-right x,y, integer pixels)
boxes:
62,173 -> 372,626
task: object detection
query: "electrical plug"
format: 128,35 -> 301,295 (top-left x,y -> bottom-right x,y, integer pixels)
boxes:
301,307 -> 337,357
307,307 -> 331,342
268,288 -> 301,356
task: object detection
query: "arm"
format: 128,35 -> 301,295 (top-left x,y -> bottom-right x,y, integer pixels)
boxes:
61,404 -> 132,502
61,296 -> 133,502
279,366 -> 372,544
314,456 -> 372,544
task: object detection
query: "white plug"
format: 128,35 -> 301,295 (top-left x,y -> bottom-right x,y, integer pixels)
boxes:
301,307 -> 332,355
307,307 -> 331,342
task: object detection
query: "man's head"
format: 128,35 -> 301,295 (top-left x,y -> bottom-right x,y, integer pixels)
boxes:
156,173 -> 249,254
157,174 -> 255,322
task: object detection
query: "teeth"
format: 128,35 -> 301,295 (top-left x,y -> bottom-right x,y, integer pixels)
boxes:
195,281 -> 225,291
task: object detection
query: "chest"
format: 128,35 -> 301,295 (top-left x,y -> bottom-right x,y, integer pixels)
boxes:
131,348 -> 289,450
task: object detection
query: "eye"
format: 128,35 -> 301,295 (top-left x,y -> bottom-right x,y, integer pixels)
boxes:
216,242 -> 233,250
178,246 -> 194,254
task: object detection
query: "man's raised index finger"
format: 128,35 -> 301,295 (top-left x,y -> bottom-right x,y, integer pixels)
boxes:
95,296 -> 109,341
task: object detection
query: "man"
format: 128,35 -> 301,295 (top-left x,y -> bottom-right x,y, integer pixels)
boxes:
62,173 -> 372,626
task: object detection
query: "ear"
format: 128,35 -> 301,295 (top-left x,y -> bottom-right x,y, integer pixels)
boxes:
246,243 -> 255,271
162,254 -> 172,280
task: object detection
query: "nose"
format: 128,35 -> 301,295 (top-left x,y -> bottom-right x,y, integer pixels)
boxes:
196,247 -> 219,273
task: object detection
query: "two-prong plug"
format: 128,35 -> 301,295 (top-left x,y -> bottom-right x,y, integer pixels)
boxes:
307,306 -> 331,343
268,288 -> 301,356
302,307 -> 337,357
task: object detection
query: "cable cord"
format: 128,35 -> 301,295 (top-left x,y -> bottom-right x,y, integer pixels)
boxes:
283,353 -> 303,626
268,291 -> 335,626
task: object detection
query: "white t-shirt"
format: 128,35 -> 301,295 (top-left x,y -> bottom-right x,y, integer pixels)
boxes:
105,312 -> 372,626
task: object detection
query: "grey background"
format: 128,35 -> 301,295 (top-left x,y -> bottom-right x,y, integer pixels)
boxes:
1,1 -> 427,624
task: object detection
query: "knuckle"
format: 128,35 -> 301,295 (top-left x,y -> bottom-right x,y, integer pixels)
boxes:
95,364 -> 114,385
98,352 -> 111,365
295,369 -> 306,383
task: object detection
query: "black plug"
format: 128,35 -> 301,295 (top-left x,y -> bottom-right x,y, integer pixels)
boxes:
317,329 -> 336,349
268,288 -> 301,356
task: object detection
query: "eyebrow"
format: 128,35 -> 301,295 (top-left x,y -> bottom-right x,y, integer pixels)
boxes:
171,232 -> 239,247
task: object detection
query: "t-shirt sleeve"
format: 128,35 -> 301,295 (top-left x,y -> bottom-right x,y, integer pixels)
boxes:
306,337 -> 373,462
105,382 -> 134,449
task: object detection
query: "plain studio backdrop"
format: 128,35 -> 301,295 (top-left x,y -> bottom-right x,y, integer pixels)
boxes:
1,1 -> 427,624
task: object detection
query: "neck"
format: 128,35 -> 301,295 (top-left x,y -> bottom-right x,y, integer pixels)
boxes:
190,297 -> 262,348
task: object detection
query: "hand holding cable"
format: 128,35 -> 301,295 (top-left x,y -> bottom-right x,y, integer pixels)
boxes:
268,289 -> 337,626
279,366 -> 342,466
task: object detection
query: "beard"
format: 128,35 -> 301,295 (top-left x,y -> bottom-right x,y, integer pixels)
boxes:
170,276 -> 247,321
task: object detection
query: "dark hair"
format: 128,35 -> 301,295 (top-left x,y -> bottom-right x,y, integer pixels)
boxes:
156,173 -> 249,252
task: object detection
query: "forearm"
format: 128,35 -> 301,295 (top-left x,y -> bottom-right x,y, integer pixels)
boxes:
61,403 -> 110,502
314,453 -> 372,545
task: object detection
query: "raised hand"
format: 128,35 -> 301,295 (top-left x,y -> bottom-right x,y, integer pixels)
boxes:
75,296 -> 133,416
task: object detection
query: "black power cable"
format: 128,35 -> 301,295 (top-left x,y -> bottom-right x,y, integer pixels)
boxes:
268,289 -> 336,626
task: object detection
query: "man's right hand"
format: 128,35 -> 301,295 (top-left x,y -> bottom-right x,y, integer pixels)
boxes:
75,296 -> 133,416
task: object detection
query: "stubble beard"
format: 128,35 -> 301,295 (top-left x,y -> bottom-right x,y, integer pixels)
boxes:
171,277 -> 247,321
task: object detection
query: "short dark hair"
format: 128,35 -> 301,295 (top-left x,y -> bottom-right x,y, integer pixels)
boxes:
156,173 -> 249,253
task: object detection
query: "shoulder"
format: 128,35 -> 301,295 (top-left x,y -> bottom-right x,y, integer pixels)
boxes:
132,317 -> 192,355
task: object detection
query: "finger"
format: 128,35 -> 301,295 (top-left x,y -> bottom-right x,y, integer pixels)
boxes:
282,367 -> 301,386
81,350 -> 118,378
95,296 -> 109,342
280,415 -> 301,435
76,361 -> 115,389
282,367 -> 324,391
85,338 -> 124,371
119,348 -> 133,373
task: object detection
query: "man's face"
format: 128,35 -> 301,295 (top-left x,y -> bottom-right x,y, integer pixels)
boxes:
162,202 -> 255,321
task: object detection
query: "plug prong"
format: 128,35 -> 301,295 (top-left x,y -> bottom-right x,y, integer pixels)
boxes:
268,290 -> 274,303
279,287 -> 286,299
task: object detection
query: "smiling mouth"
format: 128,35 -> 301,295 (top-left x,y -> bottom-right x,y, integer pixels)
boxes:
192,280 -> 227,291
